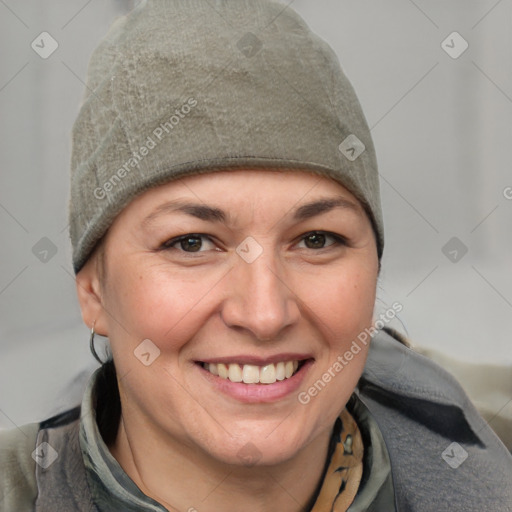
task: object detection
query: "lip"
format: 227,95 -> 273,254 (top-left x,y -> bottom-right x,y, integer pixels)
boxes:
196,357 -> 314,403
199,353 -> 313,366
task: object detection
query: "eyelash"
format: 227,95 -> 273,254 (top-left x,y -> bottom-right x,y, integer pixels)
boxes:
161,231 -> 347,253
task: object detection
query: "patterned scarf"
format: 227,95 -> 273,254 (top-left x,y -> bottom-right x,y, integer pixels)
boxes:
311,408 -> 364,511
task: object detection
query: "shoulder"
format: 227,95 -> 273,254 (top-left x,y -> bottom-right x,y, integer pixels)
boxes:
0,422 -> 39,511
0,406 -> 82,512
362,327 -> 476,409
360,328 -> 512,510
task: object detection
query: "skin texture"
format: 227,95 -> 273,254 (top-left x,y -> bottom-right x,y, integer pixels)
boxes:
76,169 -> 379,512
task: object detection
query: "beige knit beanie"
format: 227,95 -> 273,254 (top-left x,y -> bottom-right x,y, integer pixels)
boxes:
69,0 -> 383,273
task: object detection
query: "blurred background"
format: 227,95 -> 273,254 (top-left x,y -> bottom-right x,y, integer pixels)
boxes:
0,0 -> 511,439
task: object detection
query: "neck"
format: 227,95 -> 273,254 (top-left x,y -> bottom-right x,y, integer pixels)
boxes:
110,415 -> 333,512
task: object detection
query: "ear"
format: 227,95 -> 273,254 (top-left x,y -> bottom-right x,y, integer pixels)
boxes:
75,255 -> 109,336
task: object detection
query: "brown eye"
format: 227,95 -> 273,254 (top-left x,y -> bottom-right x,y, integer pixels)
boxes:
179,236 -> 203,252
163,234 -> 215,253
298,231 -> 346,250
304,233 -> 327,249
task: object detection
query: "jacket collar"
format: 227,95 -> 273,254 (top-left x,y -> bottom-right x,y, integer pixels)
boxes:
360,328 -> 483,445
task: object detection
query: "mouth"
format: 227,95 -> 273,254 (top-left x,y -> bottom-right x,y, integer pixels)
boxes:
195,354 -> 314,403
200,359 -> 307,385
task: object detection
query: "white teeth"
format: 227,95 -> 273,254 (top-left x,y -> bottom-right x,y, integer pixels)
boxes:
275,362 -> 286,381
218,363 -> 229,379
228,364 -> 243,382
260,364 -> 276,384
242,364 -> 260,384
204,360 -> 301,384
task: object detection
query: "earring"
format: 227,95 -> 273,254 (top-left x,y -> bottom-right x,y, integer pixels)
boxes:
89,322 -> 103,364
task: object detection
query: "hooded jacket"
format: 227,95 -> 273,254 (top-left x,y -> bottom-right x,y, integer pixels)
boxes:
1,328 -> 511,511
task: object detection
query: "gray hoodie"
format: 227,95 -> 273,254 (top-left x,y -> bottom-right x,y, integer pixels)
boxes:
1,329 -> 511,511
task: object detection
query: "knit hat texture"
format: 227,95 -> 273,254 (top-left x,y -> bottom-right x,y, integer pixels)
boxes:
69,0 -> 383,273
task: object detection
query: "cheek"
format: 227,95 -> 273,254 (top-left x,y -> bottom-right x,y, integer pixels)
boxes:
297,264 -> 376,425
103,263 -> 223,355
302,261 -> 377,341
337,267 -> 376,328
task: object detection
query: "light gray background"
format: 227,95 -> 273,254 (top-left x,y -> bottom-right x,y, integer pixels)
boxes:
1,0 -> 511,428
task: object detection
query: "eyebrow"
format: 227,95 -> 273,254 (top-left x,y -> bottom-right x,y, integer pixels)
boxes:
292,197 -> 362,221
142,196 -> 361,227
142,200 -> 227,227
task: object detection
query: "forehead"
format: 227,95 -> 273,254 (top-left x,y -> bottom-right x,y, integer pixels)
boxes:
124,168 -> 365,221
97,168 -> 378,265
108,169 -> 370,236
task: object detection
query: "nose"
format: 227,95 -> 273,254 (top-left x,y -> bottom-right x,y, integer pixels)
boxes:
220,249 -> 300,341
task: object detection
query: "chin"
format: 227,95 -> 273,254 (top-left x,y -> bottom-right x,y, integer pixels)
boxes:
211,442 -> 300,468
198,424 -> 312,468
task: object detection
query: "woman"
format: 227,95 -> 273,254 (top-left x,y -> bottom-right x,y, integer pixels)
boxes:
1,1 -> 511,511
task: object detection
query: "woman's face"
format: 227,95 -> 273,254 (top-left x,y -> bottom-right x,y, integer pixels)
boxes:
80,169 -> 379,466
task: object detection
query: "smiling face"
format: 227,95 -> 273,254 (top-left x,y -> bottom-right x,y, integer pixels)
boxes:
77,169 -> 379,467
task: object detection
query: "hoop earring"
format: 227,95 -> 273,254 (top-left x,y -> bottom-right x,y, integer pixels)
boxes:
89,322 -> 103,364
